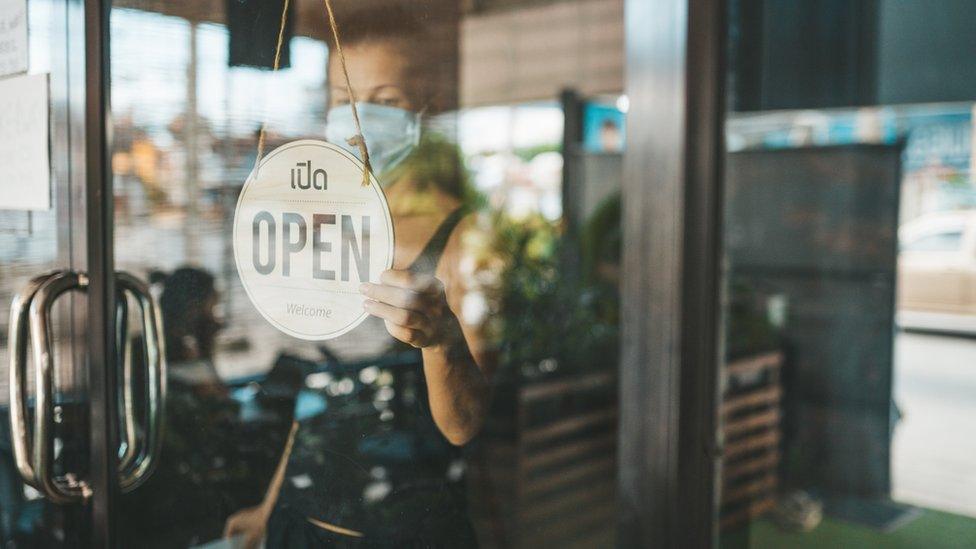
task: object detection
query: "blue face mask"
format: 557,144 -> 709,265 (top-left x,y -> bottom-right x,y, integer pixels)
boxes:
326,102 -> 421,177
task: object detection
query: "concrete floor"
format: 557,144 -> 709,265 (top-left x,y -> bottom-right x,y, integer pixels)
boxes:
892,331 -> 976,519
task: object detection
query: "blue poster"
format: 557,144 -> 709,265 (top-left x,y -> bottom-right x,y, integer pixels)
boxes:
583,103 -> 626,153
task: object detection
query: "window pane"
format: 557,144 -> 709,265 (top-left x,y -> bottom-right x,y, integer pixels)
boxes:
721,2 -> 976,548
107,1 -> 624,547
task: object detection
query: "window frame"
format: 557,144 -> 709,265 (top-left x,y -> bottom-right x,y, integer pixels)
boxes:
619,0 -> 727,547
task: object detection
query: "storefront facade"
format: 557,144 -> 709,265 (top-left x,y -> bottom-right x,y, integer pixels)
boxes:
1,0 -> 975,547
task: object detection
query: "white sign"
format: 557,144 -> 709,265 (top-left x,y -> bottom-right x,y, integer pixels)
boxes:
233,140 -> 394,340
0,72 -> 49,211
0,0 -> 28,77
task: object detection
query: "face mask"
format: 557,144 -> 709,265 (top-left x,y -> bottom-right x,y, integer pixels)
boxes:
326,102 -> 421,177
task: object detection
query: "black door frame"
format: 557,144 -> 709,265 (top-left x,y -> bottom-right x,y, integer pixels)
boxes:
84,0 -> 119,545
618,0 -> 727,547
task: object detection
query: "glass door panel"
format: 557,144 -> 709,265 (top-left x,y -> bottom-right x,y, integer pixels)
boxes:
0,0 -> 90,545
109,0 -> 625,547
719,2 -> 976,548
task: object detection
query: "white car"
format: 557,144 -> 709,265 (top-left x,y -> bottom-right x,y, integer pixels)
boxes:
898,211 -> 976,320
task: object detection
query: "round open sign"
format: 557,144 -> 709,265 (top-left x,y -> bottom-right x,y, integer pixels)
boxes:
233,140 -> 394,340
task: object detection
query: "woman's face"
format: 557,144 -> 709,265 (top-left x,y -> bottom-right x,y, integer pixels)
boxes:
328,39 -> 421,112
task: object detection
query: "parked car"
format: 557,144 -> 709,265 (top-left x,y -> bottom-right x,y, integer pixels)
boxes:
898,210 -> 976,315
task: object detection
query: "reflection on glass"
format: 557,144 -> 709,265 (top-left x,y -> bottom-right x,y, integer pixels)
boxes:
109,1 -> 622,547
0,0 -> 87,545
721,56 -> 976,549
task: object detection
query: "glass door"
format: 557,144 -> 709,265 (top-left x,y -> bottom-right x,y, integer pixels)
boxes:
107,0 -> 626,547
718,2 -> 976,548
0,0 -> 102,545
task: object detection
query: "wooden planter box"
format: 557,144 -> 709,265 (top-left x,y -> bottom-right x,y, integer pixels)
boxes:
468,370 -> 618,548
468,351 -> 782,541
720,351 -> 784,529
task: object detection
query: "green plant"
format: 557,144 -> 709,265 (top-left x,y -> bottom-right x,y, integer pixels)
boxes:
487,213 -> 619,380
726,279 -> 781,360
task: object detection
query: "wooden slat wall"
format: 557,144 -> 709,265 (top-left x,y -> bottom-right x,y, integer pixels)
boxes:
111,0 -> 456,42
461,0 -> 623,106
720,352 -> 783,530
111,0 -> 622,109
469,371 -> 618,548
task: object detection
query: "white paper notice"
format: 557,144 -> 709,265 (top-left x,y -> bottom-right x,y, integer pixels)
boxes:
0,0 -> 28,77
0,73 -> 50,211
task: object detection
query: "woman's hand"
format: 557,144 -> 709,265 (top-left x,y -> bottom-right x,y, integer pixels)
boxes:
223,504 -> 270,549
363,268 -> 490,445
360,269 -> 461,349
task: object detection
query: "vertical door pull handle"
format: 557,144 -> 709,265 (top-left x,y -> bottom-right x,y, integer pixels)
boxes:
115,292 -> 139,477
7,271 -> 167,503
8,272 -> 58,490
28,271 -> 91,503
115,272 -> 166,493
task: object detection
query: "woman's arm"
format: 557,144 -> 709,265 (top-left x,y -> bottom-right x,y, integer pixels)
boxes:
360,221 -> 493,446
421,302 -> 491,445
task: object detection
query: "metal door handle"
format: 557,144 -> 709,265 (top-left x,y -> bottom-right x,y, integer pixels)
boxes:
7,270 -> 167,503
28,271 -> 92,503
115,291 -> 139,477
114,272 -> 166,493
8,272 -> 58,491
9,271 -> 90,502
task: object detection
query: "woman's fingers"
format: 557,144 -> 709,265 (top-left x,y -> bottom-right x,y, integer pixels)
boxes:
366,300 -> 435,346
362,269 -> 451,347
379,269 -> 445,297
361,270 -> 445,310
363,299 -> 428,329
359,282 -> 424,310
383,319 -> 428,348
223,507 -> 266,548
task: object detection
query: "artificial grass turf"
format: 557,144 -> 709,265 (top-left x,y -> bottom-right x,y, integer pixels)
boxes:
721,509 -> 976,549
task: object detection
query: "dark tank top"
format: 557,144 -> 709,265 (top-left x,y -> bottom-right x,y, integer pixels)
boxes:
267,207 -> 476,547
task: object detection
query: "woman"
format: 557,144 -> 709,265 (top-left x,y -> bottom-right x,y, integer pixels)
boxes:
225,9 -> 493,547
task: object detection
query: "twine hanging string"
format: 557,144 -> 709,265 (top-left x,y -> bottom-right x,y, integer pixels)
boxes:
253,0 -> 373,187
323,0 -> 373,186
